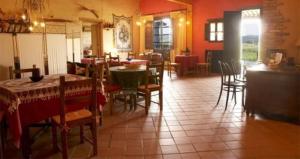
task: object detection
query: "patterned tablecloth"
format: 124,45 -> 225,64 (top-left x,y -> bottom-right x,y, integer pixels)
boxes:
0,74 -> 106,148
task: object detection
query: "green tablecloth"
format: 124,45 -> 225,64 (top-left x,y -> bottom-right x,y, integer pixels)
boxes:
110,66 -> 147,90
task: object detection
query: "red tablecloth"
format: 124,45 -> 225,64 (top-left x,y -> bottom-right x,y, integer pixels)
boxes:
175,55 -> 199,76
0,74 -> 106,148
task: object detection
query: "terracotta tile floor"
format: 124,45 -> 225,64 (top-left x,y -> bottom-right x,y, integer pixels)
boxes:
5,75 -> 300,159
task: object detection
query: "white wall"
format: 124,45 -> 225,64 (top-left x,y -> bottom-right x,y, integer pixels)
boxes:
0,34 -> 14,80
47,34 -> 67,74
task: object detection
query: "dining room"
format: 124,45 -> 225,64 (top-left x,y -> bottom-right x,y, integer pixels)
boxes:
0,0 -> 300,159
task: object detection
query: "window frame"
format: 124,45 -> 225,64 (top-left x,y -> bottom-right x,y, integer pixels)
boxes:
207,19 -> 224,43
152,17 -> 173,51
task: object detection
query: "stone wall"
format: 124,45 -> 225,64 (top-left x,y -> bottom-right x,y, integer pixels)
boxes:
261,0 -> 300,63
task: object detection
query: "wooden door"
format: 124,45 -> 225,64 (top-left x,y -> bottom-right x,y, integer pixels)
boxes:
223,11 -> 241,62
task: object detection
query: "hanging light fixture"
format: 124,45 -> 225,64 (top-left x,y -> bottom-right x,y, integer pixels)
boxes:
21,0 -> 48,31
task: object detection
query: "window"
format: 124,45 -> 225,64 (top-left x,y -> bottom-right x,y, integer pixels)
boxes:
153,18 -> 173,50
206,20 -> 223,42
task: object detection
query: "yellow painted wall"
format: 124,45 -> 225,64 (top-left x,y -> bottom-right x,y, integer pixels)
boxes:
0,0 -> 140,53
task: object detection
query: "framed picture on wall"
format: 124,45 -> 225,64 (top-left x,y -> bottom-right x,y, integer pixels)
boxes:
113,14 -> 132,51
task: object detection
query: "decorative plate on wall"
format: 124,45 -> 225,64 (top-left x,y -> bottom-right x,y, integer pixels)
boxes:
113,14 -> 132,51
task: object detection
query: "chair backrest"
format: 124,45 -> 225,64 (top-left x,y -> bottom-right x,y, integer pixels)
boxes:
128,52 -> 135,59
9,64 -> 37,79
218,61 -> 233,84
110,55 -> 120,63
67,61 -> 76,74
58,67 -> 97,125
149,53 -> 163,65
144,61 -> 165,89
230,60 -> 243,80
104,52 -> 112,61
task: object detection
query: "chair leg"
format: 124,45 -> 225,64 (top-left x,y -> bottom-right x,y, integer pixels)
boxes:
159,90 -> 163,111
145,92 -> 149,114
216,85 -> 223,106
99,112 -> 103,126
124,94 -> 127,111
242,87 -> 245,108
225,87 -> 230,110
61,129 -> 68,159
133,94 -> 137,110
91,120 -> 98,156
80,126 -> 84,144
109,92 -> 113,115
233,87 -> 237,105
51,122 -> 58,152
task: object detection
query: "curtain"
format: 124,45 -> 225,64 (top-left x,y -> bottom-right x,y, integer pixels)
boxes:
91,23 -> 104,57
139,15 -> 154,53
67,38 -> 81,62
47,34 -> 67,74
170,11 -> 187,62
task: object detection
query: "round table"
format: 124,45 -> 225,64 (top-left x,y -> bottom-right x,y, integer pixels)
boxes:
109,65 -> 147,110
109,65 -> 147,90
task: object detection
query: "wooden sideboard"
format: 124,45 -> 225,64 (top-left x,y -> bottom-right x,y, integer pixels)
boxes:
245,64 -> 300,123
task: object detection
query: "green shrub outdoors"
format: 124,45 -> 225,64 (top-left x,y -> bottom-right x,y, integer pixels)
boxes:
242,43 -> 258,61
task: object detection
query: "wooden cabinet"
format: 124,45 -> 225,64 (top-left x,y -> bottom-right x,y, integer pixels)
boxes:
245,65 -> 300,123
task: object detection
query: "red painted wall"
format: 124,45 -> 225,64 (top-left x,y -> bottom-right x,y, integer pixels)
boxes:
192,0 -> 263,62
140,0 -> 187,15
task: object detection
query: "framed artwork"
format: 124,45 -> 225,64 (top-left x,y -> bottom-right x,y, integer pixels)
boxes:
113,14 -> 132,51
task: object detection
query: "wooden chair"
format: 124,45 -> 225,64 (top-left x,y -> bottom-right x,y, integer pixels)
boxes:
102,62 -> 122,115
127,52 -> 135,59
164,52 -> 180,78
137,62 -> 164,114
9,65 -> 37,79
230,60 -> 247,83
51,71 -> 98,159
197,52 -> 212,75
216,61 -> 246,110
104,52 -> 121,66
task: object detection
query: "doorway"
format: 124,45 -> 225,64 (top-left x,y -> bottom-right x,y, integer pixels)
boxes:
241,9 -> 261,66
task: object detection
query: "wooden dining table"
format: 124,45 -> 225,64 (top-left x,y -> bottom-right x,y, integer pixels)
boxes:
0,74 -> 106,158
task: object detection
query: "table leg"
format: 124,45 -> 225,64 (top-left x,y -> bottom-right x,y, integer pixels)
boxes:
21,126 -> 32,159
